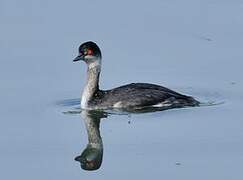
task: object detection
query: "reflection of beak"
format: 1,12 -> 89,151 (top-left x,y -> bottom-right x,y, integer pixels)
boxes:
73,54 -> 85,62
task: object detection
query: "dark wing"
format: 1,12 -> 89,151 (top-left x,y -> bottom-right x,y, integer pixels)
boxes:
94,83 -> 198,108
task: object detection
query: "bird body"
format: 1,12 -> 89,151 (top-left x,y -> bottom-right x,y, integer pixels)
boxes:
87,83 -> 199,110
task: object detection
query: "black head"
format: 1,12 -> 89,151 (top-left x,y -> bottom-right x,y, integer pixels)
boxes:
73,41 -> 102,62
75,147 -> 103,171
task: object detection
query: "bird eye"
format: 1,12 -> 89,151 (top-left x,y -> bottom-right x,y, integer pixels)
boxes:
87,49 -> 93,55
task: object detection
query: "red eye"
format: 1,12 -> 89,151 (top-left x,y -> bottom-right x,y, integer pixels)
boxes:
87,49 -> 93,55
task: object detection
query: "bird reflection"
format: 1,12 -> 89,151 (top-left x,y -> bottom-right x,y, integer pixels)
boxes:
72,106 -> 184,171
74,110 -> 108,171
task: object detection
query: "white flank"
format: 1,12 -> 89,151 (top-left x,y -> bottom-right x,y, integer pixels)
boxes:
113,101 -> 123,108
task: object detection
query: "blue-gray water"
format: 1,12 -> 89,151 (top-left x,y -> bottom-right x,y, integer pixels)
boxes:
1,0 -> 243,179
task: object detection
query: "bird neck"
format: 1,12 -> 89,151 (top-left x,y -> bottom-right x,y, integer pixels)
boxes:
81,60 -> 101,109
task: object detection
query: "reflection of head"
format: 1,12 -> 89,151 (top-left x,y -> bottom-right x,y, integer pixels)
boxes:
75,110 -> 106,171
75,145 -> 103,171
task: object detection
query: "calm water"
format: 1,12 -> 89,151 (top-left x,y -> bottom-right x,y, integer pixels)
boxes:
1,0 -> 243,179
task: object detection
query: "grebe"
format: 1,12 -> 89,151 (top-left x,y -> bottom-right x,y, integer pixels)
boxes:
73,41 -> 199,110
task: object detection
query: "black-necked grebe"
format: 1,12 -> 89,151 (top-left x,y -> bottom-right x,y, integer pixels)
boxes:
73,41 -> 199,110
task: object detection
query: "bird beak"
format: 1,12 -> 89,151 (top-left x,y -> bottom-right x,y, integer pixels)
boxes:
73,54 -> 85,62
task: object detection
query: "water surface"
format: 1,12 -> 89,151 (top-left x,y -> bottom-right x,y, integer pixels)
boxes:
1,0 -> 243,179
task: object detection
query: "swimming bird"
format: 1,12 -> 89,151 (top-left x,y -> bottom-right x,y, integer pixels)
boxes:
73,41 -> 199,111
